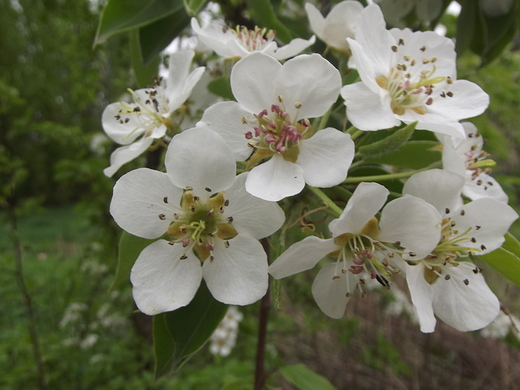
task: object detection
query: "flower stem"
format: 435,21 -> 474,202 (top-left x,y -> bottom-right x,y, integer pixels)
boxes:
315,106 -> 332,132
308,186 -> 343,217
343,169 -> 427,184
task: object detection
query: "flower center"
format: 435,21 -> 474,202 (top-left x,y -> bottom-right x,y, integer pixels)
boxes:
165,190 -> 237,262
376,40 -> 453,116
231,25 -> 276,52
244,99 -> 311,170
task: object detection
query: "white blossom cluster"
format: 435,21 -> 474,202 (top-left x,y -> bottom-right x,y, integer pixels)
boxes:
103,2 -> 518,335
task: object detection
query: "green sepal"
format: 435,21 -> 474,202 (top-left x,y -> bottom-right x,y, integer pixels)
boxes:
111,231 -> 156,290
279,364 -> 337,390
364,140 -> 441,169
94,0 -> 183,45
153,280 -> 229,378
207,76 -> 235,101
139,8 -> 191,65
358,121 -> 417,159
479,233 -> 520,286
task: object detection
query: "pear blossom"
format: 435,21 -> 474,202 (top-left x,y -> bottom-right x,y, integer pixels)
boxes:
102,50 -> 205,177
305,1 -> 363,53
191,18 -> 315,61
110,128 -> 285,315
340,4 -> 489,138
269,182 -> 441,318
209,306 -> 243,357
198,52 -> 354,201
442,122 -> 508,202
402,169 -> 518,333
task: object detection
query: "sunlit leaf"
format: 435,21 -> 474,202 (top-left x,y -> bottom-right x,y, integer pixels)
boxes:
279,364 -> 337,390
130,30 -> 160,88
111,231 -> 155,290
154,281 -> 228,378
139,8 -> 191,65
95,0 -> 183,45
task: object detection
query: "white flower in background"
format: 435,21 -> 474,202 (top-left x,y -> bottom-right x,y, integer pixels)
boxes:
102,50 -> 205,177
341,4 -> 489,138
210,306 -> 243,357
481,310 -> 520,339
269,182 -> 441,318
305,1 -> 363,53
191,18 -> 315,60
110,128 -> 285,315
375,0 -> 444,27
198,52 -> 354,201
402,169 -> 518,333
442,122 -> 508,203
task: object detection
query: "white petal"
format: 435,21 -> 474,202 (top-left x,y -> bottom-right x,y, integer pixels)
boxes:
202,234 -> 268,305
231,53 -> 281,115
110,168 -> 183,238
451,198 -> 518,254
198,101 -> 256,161
432,266 -> 500,332
379,195 -> 442,259
245,155 -> 305,201
297,128 -> 354,187
165,127 -> 236,195
223,173 -> 285,239
272,35 -> 316,61
329,182 -> 389,237
403,169 -> 464,215
312,262 -> 357,319
462,173 -> 509,203
276,54 -> 341,120
103,136 -> 153,177
428,80 -> 490,121
268,236 -> 337,279
131,240 -> 202,315
341,83 -> 401,130
442,137 -> 467,177
191,18 -> 235,58
102,102 -> 144,145
406,263 -> 436,333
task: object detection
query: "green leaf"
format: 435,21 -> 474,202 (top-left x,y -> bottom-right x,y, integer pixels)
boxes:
183,0 -> 209,16
139,8 -> 191,65
207,76 -> 235,100
153,281 -> 228,378
502,232 -> 520,258
359,122 -> 417,158
479,244 -> 520,287
94,0 -> 183,45
347,165 -> 404,194
249,0 -> 293,43
130,30 -> 160,88
111,231 -> 155,290
455,0 -> 479,56
279,364 -> 337,390
364,140 -> 441,169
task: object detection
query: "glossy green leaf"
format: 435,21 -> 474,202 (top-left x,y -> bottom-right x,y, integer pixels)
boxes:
359,121 -> 416,158
111,231 -> 155,290
183,0 -> 209,16
279,364 -> 337,390
249,0 -> 292,43
207,76 -> 234,100
130,30 -> 160,88
479,245 -> 520,287
94,0 -> 183,45
364,140 -> 441,169
154,281 -> 228,378
139,8 -> 191,65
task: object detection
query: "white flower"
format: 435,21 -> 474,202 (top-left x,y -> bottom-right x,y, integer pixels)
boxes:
191,18 -> 315,61
305,1 -> 363,53
481,310 -> 519,339
198,52 -> 354,201
340,4 -> 489,138
442,122 -> 508,202
109,128 -> 285,315
209,306 -> 243,357
269,182 -> 441,318
402,169 -> 518,333
102,50 -> 205,177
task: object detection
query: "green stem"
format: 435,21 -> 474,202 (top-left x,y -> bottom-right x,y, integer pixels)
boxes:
350,129 -> 365,141
308,187 -> 343,217
343,169 -> 428,184
316,106 -> 332,132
